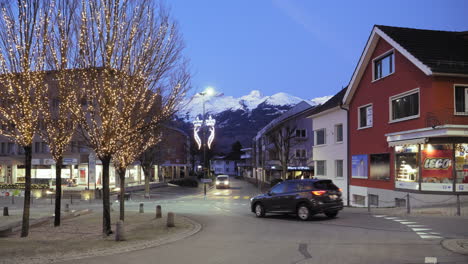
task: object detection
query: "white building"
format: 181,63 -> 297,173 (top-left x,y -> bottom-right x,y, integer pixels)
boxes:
211,156 -> 237,176
309,88 -> 349,204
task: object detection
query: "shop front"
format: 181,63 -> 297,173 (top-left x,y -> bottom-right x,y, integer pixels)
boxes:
388,135 -> 468,193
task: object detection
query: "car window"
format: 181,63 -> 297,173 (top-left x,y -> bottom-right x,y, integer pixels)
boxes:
313,180 -> 339,190
284,182 -> 300,193
299,182 -> 315,191
217,176 -> 228,180
270,183 -> 285,194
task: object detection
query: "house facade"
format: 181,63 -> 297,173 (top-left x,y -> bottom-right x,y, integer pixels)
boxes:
252,101 -> 317,184
211,156 -> 237,175
309,88 -> 349,204
343,25 -> 468,207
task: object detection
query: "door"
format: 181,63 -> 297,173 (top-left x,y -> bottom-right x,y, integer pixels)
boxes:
264,183 -> 286,212
278,181 -> 300,212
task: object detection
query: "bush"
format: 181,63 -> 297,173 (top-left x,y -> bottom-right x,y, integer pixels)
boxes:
0,183 -> 49,189
169,178 -> 199,187
270,178 -> 283,187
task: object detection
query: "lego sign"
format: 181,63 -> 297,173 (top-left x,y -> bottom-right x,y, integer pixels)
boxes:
421,149 -> 453,179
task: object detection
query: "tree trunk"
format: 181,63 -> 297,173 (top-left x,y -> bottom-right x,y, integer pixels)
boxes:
142,164 -> 150,197
101,156 -> 112,235
117,167 -> 126,221
21,144 -> 32,237
54,156 -> 63,227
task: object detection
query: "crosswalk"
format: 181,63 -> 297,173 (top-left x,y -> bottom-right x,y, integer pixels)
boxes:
373,215 -> 443,239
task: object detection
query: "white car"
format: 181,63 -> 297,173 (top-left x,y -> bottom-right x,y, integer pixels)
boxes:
215,175 -> 230,189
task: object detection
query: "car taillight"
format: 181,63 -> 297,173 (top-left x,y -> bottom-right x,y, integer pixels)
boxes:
311,190 -> 327,196
338,188 -> 343,192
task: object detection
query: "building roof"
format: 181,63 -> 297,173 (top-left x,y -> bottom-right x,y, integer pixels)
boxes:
310,87 -> 347,116
376,25 -> 468,75
343,25 -> 468,106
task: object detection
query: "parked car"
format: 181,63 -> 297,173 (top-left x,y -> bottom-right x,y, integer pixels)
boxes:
215,175 -> 230,189
250,179 -> 343,220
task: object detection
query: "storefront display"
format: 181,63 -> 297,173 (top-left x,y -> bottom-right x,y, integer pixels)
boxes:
395,145 -> 419,190
455,143 -> 468,192
352,155 -> 368,179
421,144 -> 454,191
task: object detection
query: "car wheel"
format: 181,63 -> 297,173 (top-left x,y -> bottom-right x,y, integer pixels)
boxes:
325,210 -> 338,218
297,204 -> 311,221
254,203 -> 265,218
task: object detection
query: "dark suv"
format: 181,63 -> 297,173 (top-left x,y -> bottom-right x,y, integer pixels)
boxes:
250,179 -> 343,220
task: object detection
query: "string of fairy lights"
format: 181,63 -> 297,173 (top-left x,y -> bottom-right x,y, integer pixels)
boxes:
0,0 -> 189,171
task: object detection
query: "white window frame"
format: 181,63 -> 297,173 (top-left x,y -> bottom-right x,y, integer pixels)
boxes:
389,88 -> 420,123
372,49 -> 395,82
316,160 -> 326,176
335,123 -> 343,143
335,160 -> 343,177
315,128 -> 326,146
357,103 -> 373,129
454,84 -> 468,116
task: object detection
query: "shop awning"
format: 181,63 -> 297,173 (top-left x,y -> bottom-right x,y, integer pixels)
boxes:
388,138 -> 427,147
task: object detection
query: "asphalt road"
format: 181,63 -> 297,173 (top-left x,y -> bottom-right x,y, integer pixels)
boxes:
57,178 -> 468,264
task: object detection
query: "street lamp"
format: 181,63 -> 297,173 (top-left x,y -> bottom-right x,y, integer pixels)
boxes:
193,87 -> 217,196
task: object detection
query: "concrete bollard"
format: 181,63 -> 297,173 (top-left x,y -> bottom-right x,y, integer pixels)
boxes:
115,220 -> 125,241
167,212 -> 175,227
65,204 -> 70,213
139,203 -> 144,213
156,205 -> 162,219
3,207 -> 8,216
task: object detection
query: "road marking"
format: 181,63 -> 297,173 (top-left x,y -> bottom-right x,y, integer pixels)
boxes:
400,222 -> 418,224
407,225 -> 425,227
384,217 -> 398,220
233,196 -> 240,199
412,228 -> 431,232
420,235 -> 442,239
424,257 -> 437,264
373,215 -> 387,217
243,196 -> 250,199
393,219 -> 407,222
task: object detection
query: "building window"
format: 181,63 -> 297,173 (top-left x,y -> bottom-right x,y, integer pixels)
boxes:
369,194 -> 379,206
455,144 -> 468,191
295,129 -> 306,138
358,104 -> 372,129
335,124 -> 343,143
455,85 -> 468,115
374,51 -> 394,80
35,142 -> 41,153
353,194 -> 366,206
390,89 -> 419,122
395,145 -> 419,189
295,149 -> 306,158
316,160 -> 326,176
421,144 -> 454,192
7,143 -> 14,154
335,160 -> 343,177
369,153 -> 390,181
315,129 -> 326,145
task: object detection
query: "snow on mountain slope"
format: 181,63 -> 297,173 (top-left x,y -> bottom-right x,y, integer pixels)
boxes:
180,90 -> 331,120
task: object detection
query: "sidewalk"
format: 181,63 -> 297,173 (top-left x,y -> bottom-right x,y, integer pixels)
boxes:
0,210 -> 201,264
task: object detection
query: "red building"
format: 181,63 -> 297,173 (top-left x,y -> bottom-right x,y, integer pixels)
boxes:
343,25 -> 468,207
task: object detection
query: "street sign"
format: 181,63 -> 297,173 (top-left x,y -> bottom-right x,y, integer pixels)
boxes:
201,179 -> 212,183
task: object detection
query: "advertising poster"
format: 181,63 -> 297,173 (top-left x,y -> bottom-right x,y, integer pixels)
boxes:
421,148 -> 453,182
352,154 -> 368,179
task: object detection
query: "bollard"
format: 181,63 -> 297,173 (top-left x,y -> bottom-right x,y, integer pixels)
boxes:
139,203 -> 144,213
12,195 -> 14,205
456,194 -> 461,216
3,207 -> 8,216
156,205 -> 162,219
115,220 -> 125,241
406,193 -> 411,214
167,212 -> 175,227
367,194 -> 371,213
65,203 -> 70,213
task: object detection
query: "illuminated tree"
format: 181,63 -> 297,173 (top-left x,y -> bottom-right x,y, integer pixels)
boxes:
0,0 -> 52,237
37,0 -> 81,227
76,0 -> 189,235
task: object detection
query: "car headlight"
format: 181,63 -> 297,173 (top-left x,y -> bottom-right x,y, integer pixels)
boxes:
224,181 -> 229,185
216,181 -> 220,185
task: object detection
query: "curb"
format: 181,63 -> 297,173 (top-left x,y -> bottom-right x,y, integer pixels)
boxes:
441,239 -> 468,255
4,216 -> 202,264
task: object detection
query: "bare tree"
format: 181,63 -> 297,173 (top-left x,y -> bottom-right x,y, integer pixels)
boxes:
37,0 -> 81,227
0,0 -> 52,237
76,0 -> 189,235
270,126 -> 297,180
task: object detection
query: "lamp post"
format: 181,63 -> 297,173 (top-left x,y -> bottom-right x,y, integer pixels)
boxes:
193,87 -> 216,197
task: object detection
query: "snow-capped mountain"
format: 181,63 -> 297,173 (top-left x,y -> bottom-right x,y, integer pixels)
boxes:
180,90 -> 331,120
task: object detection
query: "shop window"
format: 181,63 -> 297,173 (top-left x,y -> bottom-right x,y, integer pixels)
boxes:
454,86 -> 468,115
316,160 -> 326,176
455,144 -> 468,192
421,144 -> 454,192
395,145 -> 419,190
358,104 -> 372,129
335,160 -> 343,177
315,129 -> 326,145
374,51 -> 394,80
390,89 -> 419,122
335,124 -> 343,143
370,153 -> 390,181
